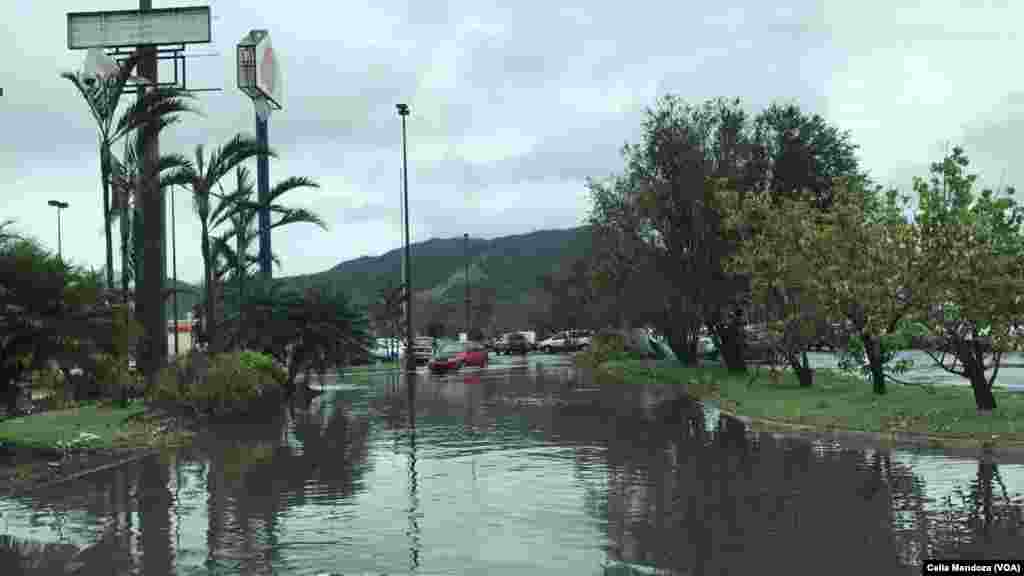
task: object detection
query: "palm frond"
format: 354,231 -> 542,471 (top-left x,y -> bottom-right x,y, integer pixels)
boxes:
110,88 -> 197,144
270,208 -> 329,231
266,176 -> 320,204
206,134 -> 273,188
59,72 -> 105,128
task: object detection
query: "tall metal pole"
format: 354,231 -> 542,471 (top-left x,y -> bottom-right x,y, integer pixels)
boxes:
57,208 -> 63,262
397,103 -> 414,373
48,200 -> 68,262
256,108 -> 271,280
464,233 -> 470,339
171,185 -> 179,358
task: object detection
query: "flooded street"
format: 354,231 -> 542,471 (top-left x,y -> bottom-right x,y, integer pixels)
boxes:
1,354 -> 1023,575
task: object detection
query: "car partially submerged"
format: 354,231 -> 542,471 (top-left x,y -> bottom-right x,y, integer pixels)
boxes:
429,341 -> 489,374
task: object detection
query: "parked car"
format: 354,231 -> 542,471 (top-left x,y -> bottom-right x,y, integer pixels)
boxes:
372,337 -> 402,361
456,341 -> 489,368
539,332 -> 570,353
503,332 -> 530,355
567,329 -> 593,351
404,336 -> 434,366
429,341 -> 489,374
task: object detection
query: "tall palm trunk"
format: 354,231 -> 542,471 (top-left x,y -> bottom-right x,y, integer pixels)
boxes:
120,204 -> 130,302
201,222 -> 216,353
100,145 -> 115,290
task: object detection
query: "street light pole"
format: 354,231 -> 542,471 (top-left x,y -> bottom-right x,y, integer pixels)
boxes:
171,185 -> 179,359
397,103 -> 414,373
464,233 -> 470,339
47,200 -> 69,262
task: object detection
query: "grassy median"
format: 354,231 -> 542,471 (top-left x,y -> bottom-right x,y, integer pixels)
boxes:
0,400 -> 193,454
594,358 -> 1024,446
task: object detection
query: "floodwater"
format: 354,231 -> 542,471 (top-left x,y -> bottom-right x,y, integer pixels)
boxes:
1,354 -> 1022,575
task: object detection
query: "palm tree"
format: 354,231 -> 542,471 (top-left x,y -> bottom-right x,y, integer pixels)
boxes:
61,51 -> 196,290
211,167 -> 327,349
165,135 -> 274,353
108,133 -> 194,299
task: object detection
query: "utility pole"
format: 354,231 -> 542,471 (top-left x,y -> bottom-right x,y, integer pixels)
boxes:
171,185 -> 179,359
47,200 -> 69,262
464,233 -> 470,340
397,103 -> 414,372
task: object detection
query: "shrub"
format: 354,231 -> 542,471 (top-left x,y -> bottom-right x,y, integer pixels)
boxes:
92,353 -> 137,399
147,351 -> 282,418
33,368 -> 72,410
238,350 -> 287,387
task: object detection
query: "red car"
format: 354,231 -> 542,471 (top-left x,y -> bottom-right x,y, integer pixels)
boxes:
429,341 -> 489,374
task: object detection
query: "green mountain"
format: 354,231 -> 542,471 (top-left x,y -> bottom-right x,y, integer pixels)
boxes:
281,226 -> 593,307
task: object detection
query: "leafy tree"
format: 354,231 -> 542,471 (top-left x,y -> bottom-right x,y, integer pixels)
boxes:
909,147 -> 1024,411
750,102 -> 865,209
721,179 -> 918,394
537,256 -> 597,334
587,97 -> 865,369
240,282 -> 371,396
0,228 -> 141,413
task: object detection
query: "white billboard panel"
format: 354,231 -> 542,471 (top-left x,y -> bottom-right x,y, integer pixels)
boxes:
67,6 -> 211,50
254,32 -> 283,109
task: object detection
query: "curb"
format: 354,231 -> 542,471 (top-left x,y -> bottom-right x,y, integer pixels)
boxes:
713,405 -> 1024,461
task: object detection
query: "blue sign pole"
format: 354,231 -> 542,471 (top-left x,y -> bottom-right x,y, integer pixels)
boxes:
256,111 -> 271,280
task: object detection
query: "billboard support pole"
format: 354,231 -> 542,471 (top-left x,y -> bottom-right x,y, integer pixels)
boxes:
256,105 -> 271,280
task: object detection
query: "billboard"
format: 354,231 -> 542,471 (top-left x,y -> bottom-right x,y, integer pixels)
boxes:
254,31 -> 283,108
67,6 -> 211,50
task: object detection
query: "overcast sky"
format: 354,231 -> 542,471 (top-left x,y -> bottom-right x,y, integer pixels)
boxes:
1,0 -> 1022,284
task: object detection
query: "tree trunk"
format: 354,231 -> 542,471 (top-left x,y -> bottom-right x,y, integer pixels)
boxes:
785,350 -> 814,388
716,313 -> 747,373
120,203 -> 130,302
2,374 -> 19,417
960,346 -> 997,412
864,334 -> 886,395
201,227 -> 217,355
100,146 -> 115,291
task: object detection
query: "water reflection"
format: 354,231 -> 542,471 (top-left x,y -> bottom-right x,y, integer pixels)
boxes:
406,375 -> 421,573
0,363 -> 1021,575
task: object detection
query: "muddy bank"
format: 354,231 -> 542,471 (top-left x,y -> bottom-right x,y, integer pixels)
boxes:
0,406 -> 196,498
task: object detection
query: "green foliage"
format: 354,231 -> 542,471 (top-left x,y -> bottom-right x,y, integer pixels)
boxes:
148,351 -> 281,417
239,281 -> 372,389
908,147 -> 1024,397
237,350 -> 287,386
834,319 -> 919,380
720,178 -> 917,392
1,228 -> 142,408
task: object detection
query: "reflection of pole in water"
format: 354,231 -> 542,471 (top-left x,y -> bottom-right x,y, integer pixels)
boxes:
406,377 -> 421,571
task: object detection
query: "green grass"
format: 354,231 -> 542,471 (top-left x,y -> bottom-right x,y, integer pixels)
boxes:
345,362 -> 398,373
599,359 -> 1024,446
0,401 -> 175,452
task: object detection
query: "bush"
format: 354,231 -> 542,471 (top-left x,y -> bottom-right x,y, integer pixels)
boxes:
147,351 -> 283,417
33,368 -> 72,410
92,353 -> 137,399
576,330 -> 648,366
238,350 -> 287,386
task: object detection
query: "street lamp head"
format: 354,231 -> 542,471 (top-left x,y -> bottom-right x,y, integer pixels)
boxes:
396,103 -> 409,116
48,200 -> 69,209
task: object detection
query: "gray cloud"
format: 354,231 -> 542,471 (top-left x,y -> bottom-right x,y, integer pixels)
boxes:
3,0 -> 1023,284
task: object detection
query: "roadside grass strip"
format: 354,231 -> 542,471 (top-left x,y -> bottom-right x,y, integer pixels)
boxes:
601,360 -> 1024,444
